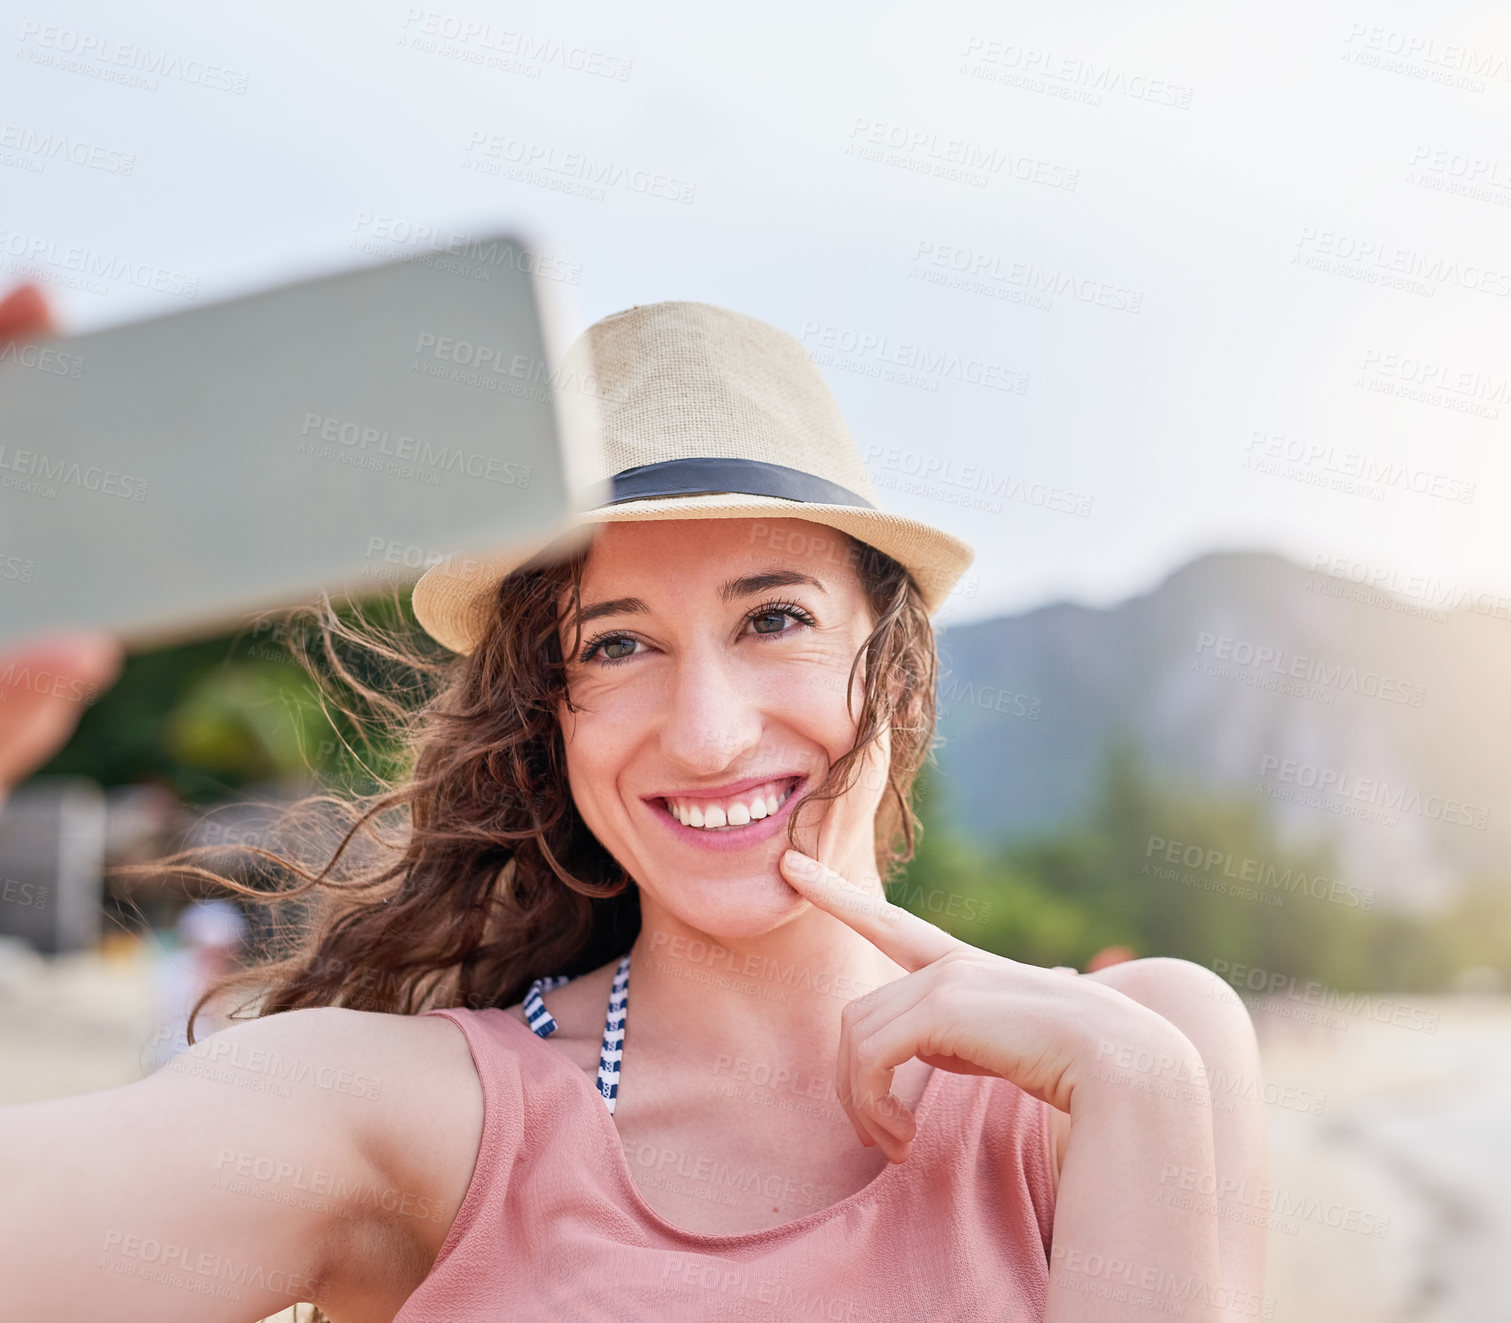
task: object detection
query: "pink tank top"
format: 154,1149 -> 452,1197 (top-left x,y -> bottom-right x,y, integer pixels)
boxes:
394,1001 -> 1057,1321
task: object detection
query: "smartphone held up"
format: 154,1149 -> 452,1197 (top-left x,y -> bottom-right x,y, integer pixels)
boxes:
0,233 -> 603,654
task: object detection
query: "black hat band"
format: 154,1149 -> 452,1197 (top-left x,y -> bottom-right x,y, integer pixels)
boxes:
606,456 -> 876,510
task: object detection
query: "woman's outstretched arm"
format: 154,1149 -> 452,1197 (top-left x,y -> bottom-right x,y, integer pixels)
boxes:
1,1004 -> 480,1322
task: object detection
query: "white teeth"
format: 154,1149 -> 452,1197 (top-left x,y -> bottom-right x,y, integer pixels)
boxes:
668,780 -> 796,831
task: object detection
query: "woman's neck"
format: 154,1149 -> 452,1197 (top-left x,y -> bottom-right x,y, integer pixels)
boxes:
626,895 -> 905,1081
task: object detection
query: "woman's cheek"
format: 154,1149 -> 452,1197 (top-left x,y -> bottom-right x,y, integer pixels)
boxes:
784,665 -> 865,741
563,672 -> 644,730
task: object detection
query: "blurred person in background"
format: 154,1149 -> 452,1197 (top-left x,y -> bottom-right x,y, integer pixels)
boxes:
142,899 -> 250,1071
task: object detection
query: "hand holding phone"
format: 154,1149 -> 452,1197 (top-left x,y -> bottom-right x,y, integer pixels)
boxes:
0,629 -> 122,806
0,233 -> 595,796
0,285 -> 123,804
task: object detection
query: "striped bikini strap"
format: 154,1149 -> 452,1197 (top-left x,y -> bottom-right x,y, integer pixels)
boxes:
598,951 -> 630,1115
521,950 -> 632,1116
522,972 -> 571,1037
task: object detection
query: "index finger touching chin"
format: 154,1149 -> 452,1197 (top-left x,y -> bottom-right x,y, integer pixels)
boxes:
779,849 -> 959,973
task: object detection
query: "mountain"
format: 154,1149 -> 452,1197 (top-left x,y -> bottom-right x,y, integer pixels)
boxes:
930,551 -> 1511,912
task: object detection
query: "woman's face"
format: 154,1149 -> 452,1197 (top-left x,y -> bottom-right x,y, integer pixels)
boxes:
556,516 -> 890,939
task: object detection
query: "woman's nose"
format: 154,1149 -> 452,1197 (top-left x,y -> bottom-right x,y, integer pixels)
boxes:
655,648 -> 765,774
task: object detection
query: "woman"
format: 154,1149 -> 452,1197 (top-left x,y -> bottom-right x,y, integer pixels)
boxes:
3,300 -> 1267,1322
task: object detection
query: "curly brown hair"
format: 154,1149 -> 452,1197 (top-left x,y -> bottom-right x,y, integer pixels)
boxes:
117,527 -> 942,1047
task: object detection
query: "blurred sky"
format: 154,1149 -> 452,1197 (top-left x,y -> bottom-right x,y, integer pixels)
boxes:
4,0 -> 1510,628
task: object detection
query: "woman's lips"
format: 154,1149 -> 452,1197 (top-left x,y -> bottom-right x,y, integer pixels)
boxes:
650,776 -> 805,852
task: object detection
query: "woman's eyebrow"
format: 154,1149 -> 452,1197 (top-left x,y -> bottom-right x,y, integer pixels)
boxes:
573,596 -> 647,627
571,570 -> 827,628
719,569 -> 827,604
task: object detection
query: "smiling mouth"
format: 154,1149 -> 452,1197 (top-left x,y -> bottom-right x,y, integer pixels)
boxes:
658,776 -> 803,831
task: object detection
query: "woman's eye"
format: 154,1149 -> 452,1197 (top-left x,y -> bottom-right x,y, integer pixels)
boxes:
747,601 -> 815,637
580,603 -> 812,665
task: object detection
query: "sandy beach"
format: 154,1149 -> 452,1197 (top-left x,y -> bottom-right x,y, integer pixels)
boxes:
1255,996 -> 1511,1323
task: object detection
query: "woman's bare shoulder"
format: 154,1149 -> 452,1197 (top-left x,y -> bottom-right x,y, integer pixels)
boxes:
210,1002 -> 486,1116
318,1007 -> 486,1164
196,1008 -> 487,1258
1042,957 -> 1263,1191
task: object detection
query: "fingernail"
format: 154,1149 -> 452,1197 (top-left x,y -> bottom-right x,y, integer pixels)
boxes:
783,850 -> 819,877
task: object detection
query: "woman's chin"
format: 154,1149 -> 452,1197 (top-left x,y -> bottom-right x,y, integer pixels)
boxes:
640,864 -> 808,941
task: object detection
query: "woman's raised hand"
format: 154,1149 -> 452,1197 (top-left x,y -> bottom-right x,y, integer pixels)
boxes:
777,847 -> 1192,1163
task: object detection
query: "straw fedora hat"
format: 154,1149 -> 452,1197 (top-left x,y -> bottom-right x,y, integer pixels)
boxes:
410,300 -> 976,654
